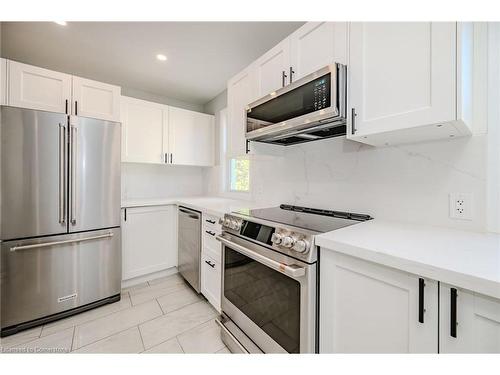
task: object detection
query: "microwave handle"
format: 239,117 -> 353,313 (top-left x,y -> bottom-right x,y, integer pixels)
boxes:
216,234 -> 305,278
282,70 -> 288,87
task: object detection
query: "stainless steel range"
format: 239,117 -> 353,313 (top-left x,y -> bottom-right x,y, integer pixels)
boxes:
215,204 -> 371,353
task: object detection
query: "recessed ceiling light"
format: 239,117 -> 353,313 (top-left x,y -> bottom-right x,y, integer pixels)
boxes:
156,54 -> 167,61
54,21 -> 67,26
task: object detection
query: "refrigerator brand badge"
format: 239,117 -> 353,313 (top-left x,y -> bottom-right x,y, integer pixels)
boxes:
58,293 -> 77,303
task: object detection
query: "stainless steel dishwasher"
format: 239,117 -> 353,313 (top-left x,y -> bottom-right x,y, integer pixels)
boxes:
177,206 -> 202,292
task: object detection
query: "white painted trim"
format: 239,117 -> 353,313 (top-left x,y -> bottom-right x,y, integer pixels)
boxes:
487,22 -> 500,233
121,266 -> 178,289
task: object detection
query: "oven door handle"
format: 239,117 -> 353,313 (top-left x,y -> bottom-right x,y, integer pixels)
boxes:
216,235 -> 306,278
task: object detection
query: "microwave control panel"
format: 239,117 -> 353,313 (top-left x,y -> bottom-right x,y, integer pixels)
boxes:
313,77 -> 328,111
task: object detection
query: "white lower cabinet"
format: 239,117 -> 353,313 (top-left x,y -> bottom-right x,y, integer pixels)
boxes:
201,213 -> 222,312
121,205 -> 177,281
320,250 -> 438,353
201,252 -> 221,312
439,284 -> 500,353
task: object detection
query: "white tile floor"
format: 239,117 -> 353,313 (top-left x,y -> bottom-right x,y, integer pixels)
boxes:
0,273 -> 230,354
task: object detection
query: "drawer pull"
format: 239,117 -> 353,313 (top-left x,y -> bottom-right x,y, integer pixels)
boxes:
450,288 -> 458,338
205,230 -> 216,237
205,219 -> 216,224
205,260 -> 215,268
418,278 -> 425,323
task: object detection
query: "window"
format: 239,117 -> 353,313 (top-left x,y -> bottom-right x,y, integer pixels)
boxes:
229,158 -> 250,192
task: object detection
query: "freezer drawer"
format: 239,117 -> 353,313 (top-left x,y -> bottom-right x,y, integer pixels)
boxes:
1,228 -> 121,331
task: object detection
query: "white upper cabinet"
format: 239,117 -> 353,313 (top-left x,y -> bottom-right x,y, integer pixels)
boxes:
227,65 -> 257,157
1,58 -> 7,105
72,76 -> 120,122
168,106 -> 215,167
5,60 -> 121,122
121,96 -> 166,164
7,60 -> 72,114
255,39 -> 291,97
320,251 -> 438,353
439,284 -> 500,353
348,22 -> 474,146
290,22 -> 348,80
121,96 -> 215,167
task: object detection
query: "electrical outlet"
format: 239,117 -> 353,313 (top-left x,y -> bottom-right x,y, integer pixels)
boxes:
449,193 -> 473,220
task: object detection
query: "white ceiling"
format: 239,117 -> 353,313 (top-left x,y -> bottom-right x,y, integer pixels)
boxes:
1,22 -> 303,105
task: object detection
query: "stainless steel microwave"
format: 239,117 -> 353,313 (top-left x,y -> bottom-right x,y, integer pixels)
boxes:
245,63 -> 347,146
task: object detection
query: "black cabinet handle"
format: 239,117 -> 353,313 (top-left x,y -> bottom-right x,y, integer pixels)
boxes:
450,288 -> 458,338
205,230 -> 216,237
205,260 -> 215,268
65,99 -> 68,114
205,219 -> 216,224
75,101 -> 78,116
289,66 -> 295,83
418,278 -> 425,323
170,153 -> 173,164
124,208 -> 127,222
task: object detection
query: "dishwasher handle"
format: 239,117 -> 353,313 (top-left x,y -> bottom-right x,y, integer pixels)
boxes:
179,207 -> 200,220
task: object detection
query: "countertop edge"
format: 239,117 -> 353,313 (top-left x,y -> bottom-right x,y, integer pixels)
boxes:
317,236 -> 500,300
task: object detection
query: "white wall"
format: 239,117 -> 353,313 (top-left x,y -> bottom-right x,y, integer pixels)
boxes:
122,163 -> 205,200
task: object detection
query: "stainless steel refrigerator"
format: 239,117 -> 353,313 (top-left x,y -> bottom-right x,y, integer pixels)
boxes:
0,106 -> 122,337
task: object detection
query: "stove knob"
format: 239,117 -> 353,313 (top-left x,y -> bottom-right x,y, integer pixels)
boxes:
224,218 -> 231,227
281,236 -> 296,248
233,220 -> 242,231
271,233 -> 283,245
218,218 -> 224,225
229,220 -> 239,230
293,239 -> 309,253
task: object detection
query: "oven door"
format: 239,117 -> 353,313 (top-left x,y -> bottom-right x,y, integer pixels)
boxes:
217,232 -> 316,353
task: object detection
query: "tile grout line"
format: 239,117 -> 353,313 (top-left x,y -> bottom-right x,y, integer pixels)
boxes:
136,325 -> 147,353
146,315 -> 218,353
70,326 -> 76,352
175,336 -> 185,353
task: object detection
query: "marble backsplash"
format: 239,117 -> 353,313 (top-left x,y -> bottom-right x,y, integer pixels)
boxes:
207,134 -> 491,232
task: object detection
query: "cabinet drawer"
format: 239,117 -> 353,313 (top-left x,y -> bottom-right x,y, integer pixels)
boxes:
203,213 -> 221,231
201,253 -> 221,312
203,244 -> 221,263
203,228 -> 221,254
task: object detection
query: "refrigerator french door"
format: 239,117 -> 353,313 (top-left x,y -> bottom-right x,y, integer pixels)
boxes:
0,106 -> 122,336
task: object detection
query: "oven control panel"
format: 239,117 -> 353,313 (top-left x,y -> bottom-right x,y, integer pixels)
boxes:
220,214 -> 314,261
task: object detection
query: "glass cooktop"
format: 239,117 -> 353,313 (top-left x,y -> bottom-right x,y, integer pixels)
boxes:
233,204 -> 372,234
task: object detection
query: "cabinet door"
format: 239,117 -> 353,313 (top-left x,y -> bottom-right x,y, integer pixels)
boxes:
290,22 -> 347,80
440,284 -> 500,353
1,58 -> 7,105
72,76 -> 120,121
226,65 -> 257,157
255,39 -> 291,97
121,96 -> 167,164
8,60 -> 71,113
121,205 -> 177,281
201,252 -> 221,312
320,251 -> 438,353
168,106 -> 215,167
348,22 -> 456,137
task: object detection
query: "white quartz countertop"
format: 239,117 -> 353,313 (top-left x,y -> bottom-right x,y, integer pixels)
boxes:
121,196 -> 259,217
316,220 -> 500,300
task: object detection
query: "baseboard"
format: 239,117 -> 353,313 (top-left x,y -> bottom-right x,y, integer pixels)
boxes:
121,267 -> 178,289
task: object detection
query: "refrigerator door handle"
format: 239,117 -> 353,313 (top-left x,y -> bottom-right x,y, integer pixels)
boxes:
70,124 -> 78,225
59,123 -> 66,224
10,232 -> 114,252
